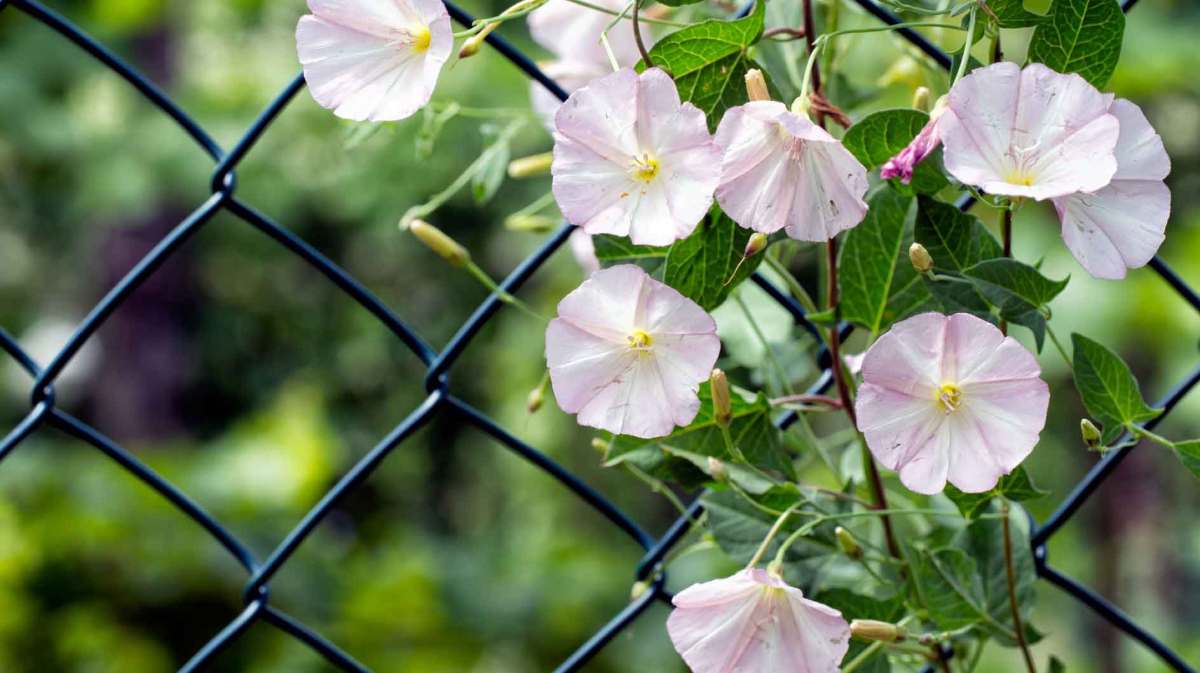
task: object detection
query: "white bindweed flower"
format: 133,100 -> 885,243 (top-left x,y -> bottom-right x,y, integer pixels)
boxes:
855,312 -> 1049,495
552,68 -> 722,246
714,101 -> 869,241
1052,98 -> 1172,279
938,62 -> 1121,201
296,0 -> 453,122
544,265 -> 719,438
667,568 -> 850,673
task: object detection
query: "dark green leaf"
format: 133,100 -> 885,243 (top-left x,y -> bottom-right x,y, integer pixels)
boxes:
662,208 -> 764,310
639,0 -> 766,129
1172,440 -> 1200,481
660,445 -> 776,494
842,110 -> 948,195
701,489 -> 830,566
1028,0 -> 1125,88
914,197 -> 1002,273
1049,656 -> 1066,673
839,189 -> 915,335
657,0 -> 705,7
962,258 -> 1068,351
957,505 -> 1037,645
593,208 -> 763,310
986,0 -> 1045,27
605,383 -> 793,485
910,547 -> 992,631
944,467 -> 1048,520
1071,334 -> 1162,444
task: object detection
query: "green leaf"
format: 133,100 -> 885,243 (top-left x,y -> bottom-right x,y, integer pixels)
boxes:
1049,656 -> 1066,673
986,0 -> 1045,27
663,208 -> 764,310
639,0 -> 766,129
593,208 -> 762,311
944,467 -> 1048,520
962,258 -> 1069,351
1172,440 -> 1200,481
957,506 -> 1037,645
660,445 -> 776,494
842,110 -> 949,196
1028,0 -> 1125,88
1071,334 -> 1162,444
701,489 -> 829,565
910,547 -> 993,631
839,189 -> 916,335
605,383 -> 794,486
592,235 -> 666,274
914,197 -> 1002,272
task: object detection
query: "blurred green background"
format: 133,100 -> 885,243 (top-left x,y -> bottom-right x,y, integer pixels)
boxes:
0,0 -> 1197,671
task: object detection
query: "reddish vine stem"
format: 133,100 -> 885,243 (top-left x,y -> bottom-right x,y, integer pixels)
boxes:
1002,499 -> 1038,673
826,238 -> 903,562
632,0 -> 653,68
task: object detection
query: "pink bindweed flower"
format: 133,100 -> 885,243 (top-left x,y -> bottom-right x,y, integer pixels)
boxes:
880,96 -> 948,184
296,0 -> 452,122
545,264 -> 720,438
528,0 -> 643,68
527,0 -> 649,130
667,568 -> 850,673
714,101 -> 869,241
937,62 -> 1120,201
568,228 -> 601,274
552,68 -> 723,246
855,312 -> 1049,495
1052,98 -> 1171,279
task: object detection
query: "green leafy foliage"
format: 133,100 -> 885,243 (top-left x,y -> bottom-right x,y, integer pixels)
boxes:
944,467 -> 1048,520
838,189 -> 916,335
1071,334 -> 1162,443
604,383 -> 793,486
842,110 -> 948,195
639,0 -> 766,129
593,209 -> 763,311
1049,656 -> 1066,673
471,123 -> 512,204
963,258 -> 1069,350
987,0 -> 1046,27
909,507 -> 1037,643
914,197 -> 1002,273
1171,440 -> 1200,481
1028,0 -> 1126,87
700,489 -> 831,566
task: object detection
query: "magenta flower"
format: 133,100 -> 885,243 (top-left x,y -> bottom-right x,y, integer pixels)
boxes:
667,569 -> 850,673
880,97 -> 948,184
295,0 -> 453,122
855,312 -> 1049,495
552,68 -> 723,246
545,265 -> 720,438
938,62 -> 1120,201
714,101 -> 869,241
1052,98 -> 1171,279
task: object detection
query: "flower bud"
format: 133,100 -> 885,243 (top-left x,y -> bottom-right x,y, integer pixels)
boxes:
1080,418 -> 1102,450
912,85 -> 931,113
909,242 -> 934,273
505,214 -> 558,232
526,386 -> 544,414
409,220 -> 470,267
591,437 -> 610,455
850,619 -> 907,643
458,34 -> 485,59
743,232 -> 769,258
835,526 -> 863,560
630,580 -> 650,601
707,456 -> 728,483
745,69 -> 771,102
710,369 -> 732,428
507,152 -> 554,179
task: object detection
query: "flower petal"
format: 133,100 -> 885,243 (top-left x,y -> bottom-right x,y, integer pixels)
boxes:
860,312 -> 945,396
528,0 -> 643,66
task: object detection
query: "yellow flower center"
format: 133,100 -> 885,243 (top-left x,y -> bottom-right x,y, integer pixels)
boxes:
627,329 -> 654,352
1003,169 -> 1036,187
934,383 -> 963,413
631,154 -> 660,183
410,25 -> 432,53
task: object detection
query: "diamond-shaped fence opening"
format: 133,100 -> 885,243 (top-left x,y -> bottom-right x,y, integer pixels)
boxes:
0,0 -> 1196,671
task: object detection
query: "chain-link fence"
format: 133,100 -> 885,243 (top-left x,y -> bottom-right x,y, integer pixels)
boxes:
0,0 -> 1195,671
